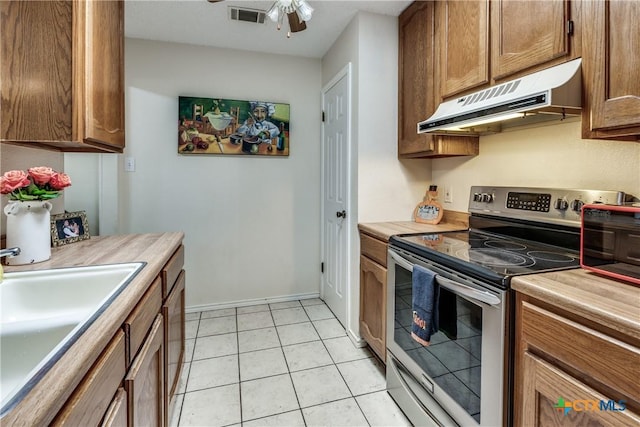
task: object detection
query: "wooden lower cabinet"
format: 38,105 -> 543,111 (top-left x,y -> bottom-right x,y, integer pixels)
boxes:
164,269 -> 185,420
125,315 -> 165,427
52,243 -> 185,427
359,255 -> 386,361
359,231 -> 388,362
101,388 -> 127,427
51,331 -> 126,426
514,294 -> 640,426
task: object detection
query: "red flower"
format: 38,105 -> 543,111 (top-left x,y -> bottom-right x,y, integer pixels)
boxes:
28,166 -> 55,186
0,170 -> 31,194
49,172 -> 72,190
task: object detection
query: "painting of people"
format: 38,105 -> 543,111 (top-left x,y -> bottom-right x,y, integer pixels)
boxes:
178,96 -> 290,156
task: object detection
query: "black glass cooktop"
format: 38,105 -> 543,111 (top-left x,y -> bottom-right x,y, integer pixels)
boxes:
390,230 -> 581,287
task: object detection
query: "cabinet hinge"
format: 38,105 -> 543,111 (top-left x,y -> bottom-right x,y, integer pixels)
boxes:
567,20 -> 574,36
322,111 -> 325,122
321,262 -> 324,273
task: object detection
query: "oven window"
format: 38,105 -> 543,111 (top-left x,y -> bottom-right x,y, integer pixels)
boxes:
394,265 -> 482,423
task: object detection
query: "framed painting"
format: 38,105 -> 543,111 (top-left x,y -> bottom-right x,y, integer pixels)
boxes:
50,211 -> 90,247
178,96 -> 290,156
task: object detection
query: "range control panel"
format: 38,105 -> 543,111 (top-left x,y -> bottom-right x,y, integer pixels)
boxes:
506,192 -> 552,212
469,186 -> 626,226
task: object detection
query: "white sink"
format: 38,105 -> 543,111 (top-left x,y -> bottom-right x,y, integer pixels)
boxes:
0,262 -> 145,413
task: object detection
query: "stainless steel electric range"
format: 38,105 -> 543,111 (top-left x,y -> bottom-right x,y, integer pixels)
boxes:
385,186 -> 626,427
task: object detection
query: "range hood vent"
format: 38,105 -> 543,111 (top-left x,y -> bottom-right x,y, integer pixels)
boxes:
418,58 -> 582,135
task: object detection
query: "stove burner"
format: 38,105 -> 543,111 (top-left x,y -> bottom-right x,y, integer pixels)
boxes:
527,251 -> 576,263
484,240 -> 527,251
457,248 -> 534,267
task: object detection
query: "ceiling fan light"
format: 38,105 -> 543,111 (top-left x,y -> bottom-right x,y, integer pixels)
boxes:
287,11 -> 307,33
266,2 -> 280,22
296,0 -> 313,21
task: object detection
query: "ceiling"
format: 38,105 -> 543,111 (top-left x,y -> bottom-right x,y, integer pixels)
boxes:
124,0 -> 412,59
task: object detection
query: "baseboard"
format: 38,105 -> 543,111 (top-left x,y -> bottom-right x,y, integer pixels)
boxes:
186,292 -> 321,313
347,327 -> 367,348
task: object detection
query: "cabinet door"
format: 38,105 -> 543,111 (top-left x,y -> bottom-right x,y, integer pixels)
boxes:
437,0 -> 489,98
163,270 -> 185,404
0,0 -> 124,152
101,388 -> 128,427
73,0 -> 125,150
1,1 -> 73,142
125,314 -> 165,427
398,2 -> 479,158
398,1 -> 437,156
125,277 -> 162,366
521,352 -> 640,426
52,331 -> 126,426
359,255 -> 387,361
582,0 -> 640,139
491,0 -> 571,80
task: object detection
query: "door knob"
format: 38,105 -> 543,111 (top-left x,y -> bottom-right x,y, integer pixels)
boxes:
336,210 -> 346,218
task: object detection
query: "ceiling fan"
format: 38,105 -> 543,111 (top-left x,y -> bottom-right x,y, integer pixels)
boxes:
207,0 -> 313,37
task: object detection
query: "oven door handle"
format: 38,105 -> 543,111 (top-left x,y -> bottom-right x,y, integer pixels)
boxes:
435,275 -> 501,306
389,249 -> 501,307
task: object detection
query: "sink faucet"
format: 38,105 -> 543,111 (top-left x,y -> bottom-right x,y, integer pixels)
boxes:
0,247 -> 21,283
0,247 -> 21,258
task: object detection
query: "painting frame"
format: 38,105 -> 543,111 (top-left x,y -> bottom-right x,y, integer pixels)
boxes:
50,211 -> 90,247
178,96 -> 290,156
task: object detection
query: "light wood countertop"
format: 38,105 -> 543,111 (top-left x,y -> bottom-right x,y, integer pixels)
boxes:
512,269 -> 640,342
1,232 -> 184,426
358,211 -> 469,242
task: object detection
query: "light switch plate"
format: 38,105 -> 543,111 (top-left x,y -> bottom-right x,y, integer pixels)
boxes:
124,157 -> 135,172
444,185 -> 453,203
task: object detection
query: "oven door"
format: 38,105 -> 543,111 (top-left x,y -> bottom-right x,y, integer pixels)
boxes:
386,246 -> 506,427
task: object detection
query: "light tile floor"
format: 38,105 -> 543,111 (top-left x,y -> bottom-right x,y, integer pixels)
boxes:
171,298 -> 411,427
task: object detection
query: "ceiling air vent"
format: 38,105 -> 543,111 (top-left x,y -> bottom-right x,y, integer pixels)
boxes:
228,6 -> 266,24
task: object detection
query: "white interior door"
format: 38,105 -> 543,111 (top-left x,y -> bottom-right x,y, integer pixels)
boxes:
321,65 -> 351,327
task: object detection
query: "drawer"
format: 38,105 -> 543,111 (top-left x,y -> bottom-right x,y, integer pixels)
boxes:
360,233 -> 388,267
521,301 -> 640,401
52,330 -> 126,426
162,245 -> 184,298
124,277 -> 162,365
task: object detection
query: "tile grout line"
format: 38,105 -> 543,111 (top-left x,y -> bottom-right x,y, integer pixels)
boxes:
270,301 -> 309,427
180,300 -> 390,427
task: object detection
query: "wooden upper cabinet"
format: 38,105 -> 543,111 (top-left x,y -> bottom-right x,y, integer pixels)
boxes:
491,0 -> 572,80
437,0 -> 490,98
0,0 -> 125,152
398,2 -> 479,158
398,2 -> 436,155
582,0 -> 640,140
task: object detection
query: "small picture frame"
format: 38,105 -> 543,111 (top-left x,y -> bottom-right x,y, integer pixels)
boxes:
51,211 -> 90,247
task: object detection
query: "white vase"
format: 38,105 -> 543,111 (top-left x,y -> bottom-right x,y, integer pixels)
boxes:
4,200 -> 53,265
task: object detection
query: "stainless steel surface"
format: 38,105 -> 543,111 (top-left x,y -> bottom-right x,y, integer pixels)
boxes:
388,250 -> 501,307
386,247 -> 506,427
468,185 -> 626,226
0,247 -> 21,258
386,353 -> 455,427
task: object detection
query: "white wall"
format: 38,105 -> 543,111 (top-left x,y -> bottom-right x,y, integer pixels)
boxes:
124,39 -> 322,310
433,119 -> 640,211
322,12 -> 433,342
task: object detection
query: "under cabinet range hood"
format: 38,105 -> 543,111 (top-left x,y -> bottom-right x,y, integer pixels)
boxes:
419,58 -> 582,135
